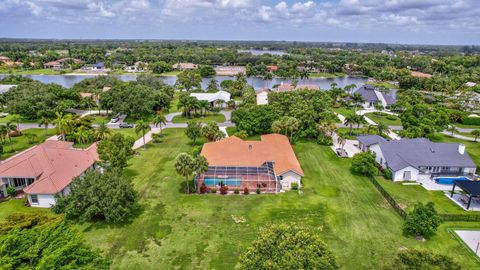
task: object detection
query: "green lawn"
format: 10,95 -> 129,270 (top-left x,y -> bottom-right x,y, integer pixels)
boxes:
168,92 -> 181,113
376,177 -> 480,216
77,129 -> 480,269
368,81 -> 398,89
0,68 -> 64,75
89,115 -> 111,125
332,107 -> 357,117
171,113 -> 226,123
112,128 -> 141,140
1,128 -> 56,160
455,123 -> 480,130
0,199 -> 51,222
430,134 -> 480,166
309,72 -> 346,79
364,112 -> 402,126
0,114 -> 37,124
159,71 -> 181,76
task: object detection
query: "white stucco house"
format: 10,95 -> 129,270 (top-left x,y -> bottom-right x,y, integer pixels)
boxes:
190,90 -> 231,107
357,135 -> 477,182
255,88 -> 271,105
0,141 -> 99,207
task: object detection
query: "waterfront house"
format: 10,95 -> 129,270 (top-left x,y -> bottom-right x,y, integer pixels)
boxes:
190,91 -> 231,107
352,85 -> 395,108
255,88 -> 271,105
173,63 -> 197,70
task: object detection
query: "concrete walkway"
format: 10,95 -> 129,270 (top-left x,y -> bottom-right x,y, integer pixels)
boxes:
165,112 -> 182,122
336,109 -> 401,140
440,131 -> 478,142
330,132 -> 361,158
455,230 -> 480,256
132,127 -> 161,150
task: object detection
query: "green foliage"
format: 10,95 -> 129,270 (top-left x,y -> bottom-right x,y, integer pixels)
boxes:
233,129 -> 248,139
383,168 -> 393,180
0,213 -> 61,235
271,116 -> 300,141
386,249 -> 460,270
232,104 -> 280,135
317,134 -> 333,146
198,65 -> 216,77
291,182 -> 299,190
256,188 -> 261,194
71,76 -> 122,93
101,82 -> 158,119
351,152 -> 378,177
149,61 -> 173,74
185,121 -> 202,144
237,223 -> 338,270
97,133 -> 135,169
462,116 -> 480,126
4,81 -> 80,119
176,70 -> 201,91
0,219 -> 109,269
201,121 -> 225,141
175,152 -> 195,194
399,102 -> 449,138
52,170 -> 137,223
6,187 -> 16,197
403,202 -> 442,238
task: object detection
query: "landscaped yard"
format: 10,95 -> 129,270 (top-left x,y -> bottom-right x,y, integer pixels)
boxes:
364,112 -> 402,126
309,72 -> 346,79
70,129 -> 479,269
376,177 -> 480,216
332,107 -> 357,117
454,123 -> 480,130
112,128 -> 141,140
0,199 -> 50,222
0,128 -> 56,160
0,68 -> 64,75
0,114 -> 37,124
171,113 -> 226,123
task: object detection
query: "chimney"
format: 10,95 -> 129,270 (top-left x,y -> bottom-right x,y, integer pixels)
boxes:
248,145 -> 252,150
458,144 -> 465,155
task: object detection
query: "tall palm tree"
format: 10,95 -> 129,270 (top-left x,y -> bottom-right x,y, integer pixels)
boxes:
38,117 -> 51,137
193,155 -> 209,177
470,129 -> 480,142
175,153 -> 194,194
94,122 -> 112,141
153,114 -> 167,134
285,117 -> 300,142
135,120 -> 151,149
354,114 -> 367,129
351,92 -> 365,111
74,126 -> 91,145
344,114 -> 356,136
53,112 -> 74,141
5,122 -> 17,151
377,123 -> 389,136
337,135 -> 346,150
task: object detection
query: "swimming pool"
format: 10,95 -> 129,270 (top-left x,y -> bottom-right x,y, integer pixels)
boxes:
203,178 -> 241,186
435,177 -> 471,185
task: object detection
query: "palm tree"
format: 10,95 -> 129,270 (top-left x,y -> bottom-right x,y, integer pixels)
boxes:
337,135 -> 346,150
470,130 -> 480,142
193,155 -> 209,177
447,125 -> 458,137
377,123 -> 389,136
366,124 -> 376,133
175,153 -> 194,194
344,114 -> 356,136
74,126 -> 91,145
135,120 -> 151,149
5,122 -> 17,151
351,92 -> 365,111
10,115 -> 21,131
354,114 -> 366,129
53,112 -> 74,141
38,117 -> 51,137
152,114 -> 167,133
0,125 -> 8,144
94,122 -> 112,141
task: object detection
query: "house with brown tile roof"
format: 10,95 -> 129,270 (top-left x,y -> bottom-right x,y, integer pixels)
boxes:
410,71 -> 433,78
276,82 -> 320,92
198,134 -> 304,192
0,141 -> 99,207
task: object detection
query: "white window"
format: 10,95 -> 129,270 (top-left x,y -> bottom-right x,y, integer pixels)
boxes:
30,194 -> 39,204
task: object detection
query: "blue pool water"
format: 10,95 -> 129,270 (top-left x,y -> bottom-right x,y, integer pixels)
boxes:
203,178 -> 241,186
435,177 -> 471,185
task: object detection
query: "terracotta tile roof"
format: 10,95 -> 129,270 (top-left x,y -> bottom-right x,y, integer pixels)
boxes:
0,141 -> 98,194
410,71 -> 433,78
201,134 -> 304,176
276,83 -> 320,92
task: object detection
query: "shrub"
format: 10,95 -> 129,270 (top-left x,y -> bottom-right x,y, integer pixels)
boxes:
256,188 -> 261,194
291,182 -> 299,190
403,202 -> 442,238
234,189 -> 240,194
386,115 -> 398,121
211,188 -> 217,194
151,133 -> 162,143
386,249 -> 460,270
243,187 -> 249,195
199,183 -> 208,194
351,152 -> 378,177
462,116 -> 480,126
6,186 -> 16,197
383,169 -> 393,180
317,134 -> 333,146
220,185 -> 228,195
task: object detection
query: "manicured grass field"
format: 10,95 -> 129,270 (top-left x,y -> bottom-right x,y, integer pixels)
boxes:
171,113 -> 225,123
112,128 -> 141,140
364,112 -> 402,126
0,114 -> 37,124
76,129 -> 480,269
455,123 -> 480,130
0,128 -> 55,160
309,72 -> 346,79
168,92 -> 181,113
332,107 -> 358,117
0,68 -> 64,75
0,199 -> 51,222
376,177 -> 480,216
368,81 -> 398,89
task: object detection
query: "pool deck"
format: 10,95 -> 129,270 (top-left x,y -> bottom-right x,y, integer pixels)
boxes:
455,230 -> 480,257
446,192 -> 480,211
417,178 -> 454,191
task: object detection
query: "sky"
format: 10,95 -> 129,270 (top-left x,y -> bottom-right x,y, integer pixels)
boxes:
0,0 -> 479,45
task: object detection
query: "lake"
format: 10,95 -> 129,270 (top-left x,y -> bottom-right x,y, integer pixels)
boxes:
0,74 -> 367,90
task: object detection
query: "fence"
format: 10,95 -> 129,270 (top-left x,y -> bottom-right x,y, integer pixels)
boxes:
369,176 -> 480,222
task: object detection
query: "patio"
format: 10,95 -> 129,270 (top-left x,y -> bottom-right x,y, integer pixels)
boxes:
447,180 -> 480,211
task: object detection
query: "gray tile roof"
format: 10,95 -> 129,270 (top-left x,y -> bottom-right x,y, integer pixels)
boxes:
354,85 -> 396,105
0,84 -> 16,94
357,135 -> 387,146
378,138 -> 476,171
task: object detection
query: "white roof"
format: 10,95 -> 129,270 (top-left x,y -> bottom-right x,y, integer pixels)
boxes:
0,84 -> 16,94
190,91 -> 231,103
465,82 -> 477,87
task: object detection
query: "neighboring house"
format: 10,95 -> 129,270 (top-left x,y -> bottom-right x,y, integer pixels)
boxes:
357,137 -> 477,182
0,141 -> 99,207
80,92 -> 100,104
266,65 -> 278,72
342,64 -> 363,75
276,82 -> 320,92
465,82 -> 477,87
125,61 -> 147,73
255,88 -> 271,105
214,66 -> 246,76
43,58 -> 81,70
173,63 -> 197,70
0,84 -> 16,94
198,134 -> 304,192
352,85 -> 395,108
410,71 -> 433,78
190,90 -> 231,107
